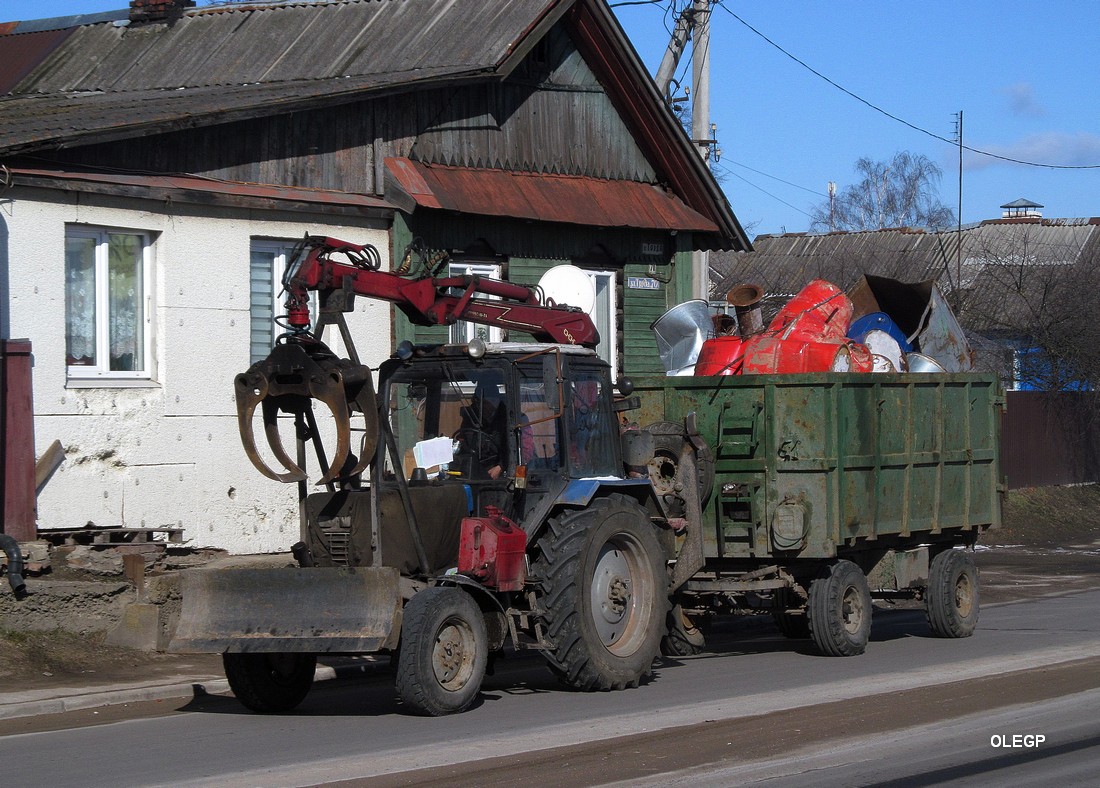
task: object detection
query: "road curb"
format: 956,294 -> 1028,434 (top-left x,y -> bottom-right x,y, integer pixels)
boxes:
0,662 -> 380,721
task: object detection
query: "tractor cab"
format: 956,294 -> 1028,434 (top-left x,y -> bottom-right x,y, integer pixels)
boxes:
379,342 -> 621,526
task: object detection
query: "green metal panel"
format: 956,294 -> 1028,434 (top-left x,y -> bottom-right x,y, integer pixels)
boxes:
633,373 -> 1002,562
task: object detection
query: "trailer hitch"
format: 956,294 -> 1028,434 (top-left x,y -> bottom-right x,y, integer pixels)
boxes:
234,337 -> 377,485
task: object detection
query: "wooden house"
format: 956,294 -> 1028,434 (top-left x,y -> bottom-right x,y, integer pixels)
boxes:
0,0 -> 746,551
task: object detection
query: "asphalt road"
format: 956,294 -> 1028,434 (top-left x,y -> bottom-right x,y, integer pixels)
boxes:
2,591 -> 1099,787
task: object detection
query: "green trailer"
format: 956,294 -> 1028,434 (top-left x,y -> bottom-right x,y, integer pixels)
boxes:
634,371 -> 1003,657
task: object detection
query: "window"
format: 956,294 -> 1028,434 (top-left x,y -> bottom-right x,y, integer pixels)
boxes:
65,226 -> 152,379
584,270 -> 617,381
250,240 -> 315,364
448,261 -> 504,345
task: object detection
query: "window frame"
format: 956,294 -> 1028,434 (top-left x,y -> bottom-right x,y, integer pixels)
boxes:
447,260 -> 505,345
250,238 -> 315,364
582,268 -> 618,382
64,225 -> 154,385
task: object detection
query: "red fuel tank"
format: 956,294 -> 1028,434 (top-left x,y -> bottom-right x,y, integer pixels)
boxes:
458,506 -> 527,592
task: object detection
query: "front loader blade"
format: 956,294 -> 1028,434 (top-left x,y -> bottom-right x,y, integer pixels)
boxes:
170,566 -> 401,653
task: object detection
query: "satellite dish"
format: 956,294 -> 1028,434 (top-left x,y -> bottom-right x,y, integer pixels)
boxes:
538,265 -> 596,313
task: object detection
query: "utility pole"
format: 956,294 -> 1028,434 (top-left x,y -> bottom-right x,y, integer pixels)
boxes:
655,7 -> 693,99
954,111 -> 963,311
690,0 -> 711,300
654,1 -> 716,301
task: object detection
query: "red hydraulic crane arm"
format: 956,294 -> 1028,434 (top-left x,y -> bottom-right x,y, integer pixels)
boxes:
284,237 -> 599,347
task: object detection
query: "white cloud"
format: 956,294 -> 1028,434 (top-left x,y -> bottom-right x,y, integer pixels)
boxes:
965,131 -> 1100,170
1003,82 -> 1045,117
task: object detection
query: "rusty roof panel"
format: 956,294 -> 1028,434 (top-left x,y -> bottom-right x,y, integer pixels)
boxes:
385,157 -> 716,232
0,27 -> 74,95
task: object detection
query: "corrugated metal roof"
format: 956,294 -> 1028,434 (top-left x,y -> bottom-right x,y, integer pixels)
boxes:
386,157 -> 717,232
8,0 -> 557,93
0,0 -> 563,151
0,27 -> 74,94
710,219 -> 1100,299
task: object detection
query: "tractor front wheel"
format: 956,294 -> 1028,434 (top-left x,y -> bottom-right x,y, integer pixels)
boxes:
223,652 -> 316,713
395,587 -> 488,716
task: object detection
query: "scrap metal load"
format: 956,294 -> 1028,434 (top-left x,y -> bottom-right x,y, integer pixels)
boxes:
651,276 -> 973,377
234,236 -> 598,485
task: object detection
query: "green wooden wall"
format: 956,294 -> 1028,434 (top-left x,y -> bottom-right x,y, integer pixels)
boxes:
390,211 -> 692,378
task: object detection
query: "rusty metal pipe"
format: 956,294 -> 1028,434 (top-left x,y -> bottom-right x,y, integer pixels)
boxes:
727,283 -> 765,339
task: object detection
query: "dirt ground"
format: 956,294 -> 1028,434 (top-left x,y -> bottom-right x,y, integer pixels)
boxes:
2,485 -> 1099,695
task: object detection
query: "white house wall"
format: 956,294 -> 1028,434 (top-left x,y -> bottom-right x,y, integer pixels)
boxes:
4,187 -> 392,554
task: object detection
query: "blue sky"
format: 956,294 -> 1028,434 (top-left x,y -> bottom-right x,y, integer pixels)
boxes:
4,0 -> 1098,238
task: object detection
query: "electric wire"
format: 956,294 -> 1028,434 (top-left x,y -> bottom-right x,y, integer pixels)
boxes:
713,2 -> 1100,170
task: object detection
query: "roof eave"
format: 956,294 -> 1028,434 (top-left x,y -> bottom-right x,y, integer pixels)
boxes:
0,69 -> 502,156
567,0 -> 749,252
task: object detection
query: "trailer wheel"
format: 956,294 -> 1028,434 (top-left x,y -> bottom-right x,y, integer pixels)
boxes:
807,560 -> 872,656
396,586 -> 488,716
773,610 -> 811,639
535,494 -> 669,690
926,550 -> 979,638
772,588 -> 810,639
223,652 -> 316,713
661,604 -> 706,656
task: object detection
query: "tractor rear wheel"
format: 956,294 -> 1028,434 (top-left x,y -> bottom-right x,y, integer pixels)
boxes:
395,586 -> 488,716
534,494 -> 669,690
223,652 -> 316,713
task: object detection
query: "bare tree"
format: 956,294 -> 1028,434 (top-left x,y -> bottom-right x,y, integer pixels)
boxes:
959,227 -> 1100,391
810,152 -> 956,232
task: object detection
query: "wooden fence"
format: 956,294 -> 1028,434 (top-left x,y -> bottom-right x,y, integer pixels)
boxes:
1002,391 -> 1100,489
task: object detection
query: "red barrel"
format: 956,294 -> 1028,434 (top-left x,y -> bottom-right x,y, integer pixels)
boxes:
694,336 -> 744,376
768,280 -> 853,341
742,334 -> 858,374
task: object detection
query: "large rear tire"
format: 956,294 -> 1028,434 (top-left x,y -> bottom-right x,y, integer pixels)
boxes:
807,560 -> 872,656
534,494 -> 669,690
223,652 -> 316,713
396,586 -> 488,716
926,549 -> 979,638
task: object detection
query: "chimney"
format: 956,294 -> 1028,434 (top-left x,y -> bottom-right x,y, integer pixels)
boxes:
129,0 -> 196,24
1000,198 -> 1043,219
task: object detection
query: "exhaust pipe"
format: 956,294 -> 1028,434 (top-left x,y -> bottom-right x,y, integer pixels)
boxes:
0,534 -> 28,600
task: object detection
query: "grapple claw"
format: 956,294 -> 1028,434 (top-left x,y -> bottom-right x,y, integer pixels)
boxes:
235,371 -> 307,483
310,370 -> 353,487
234,338 -> 378,485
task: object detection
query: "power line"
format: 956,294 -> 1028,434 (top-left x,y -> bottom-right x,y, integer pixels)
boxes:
714,3 -> 1100,170
722,158 -> 828,198
716,163 -> 815,218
